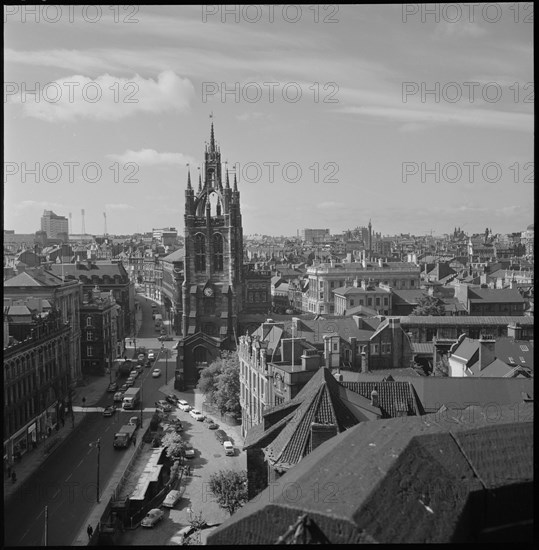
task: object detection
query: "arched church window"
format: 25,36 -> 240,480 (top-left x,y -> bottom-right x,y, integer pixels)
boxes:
213,233 -> 224,272
194,233 -> 206,272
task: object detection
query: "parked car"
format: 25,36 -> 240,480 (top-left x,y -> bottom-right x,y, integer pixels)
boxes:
215,429 -> 228,444
113,391 -> 124,403
103,405 -> 116,417
189,409 -> 205,422
107,382 -> 118,392
138,353 -> 146,362
141,508 -> 164,528
119,384 -> 128,392
152,369 -> 161,378
166,394 -> 179,406
178,400 -> 191,412
223,441 -> 235,456
134,364 -> 143,373
163,489 -> 182,508
125,378 -> 135,388
156,400 -> 172,412
160,329 -> 167,335
207,421 -> 218,430
148,351 -> 155,360
183,444 -> 195,459
128,416 -> 140,428
129,370 -> 139,379
158,335 -> 173,341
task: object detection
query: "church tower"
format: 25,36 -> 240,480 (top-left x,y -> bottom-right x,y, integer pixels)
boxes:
177,120 -> 244,386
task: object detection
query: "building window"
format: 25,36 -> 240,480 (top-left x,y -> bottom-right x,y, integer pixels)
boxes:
376,297 -> 380,306
87,346 -> 94,357
194,233 -> 206,272
350,299 -> 355,306
86,316 -> 92,327
370,343 -> 379,355
87,331 -> 93,341
368,298 -> 372,306
213,233 -> 224,272
384,297 -> 389,306
411,280 -> 415,287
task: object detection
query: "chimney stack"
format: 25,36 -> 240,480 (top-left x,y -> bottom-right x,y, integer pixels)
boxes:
370,386 -> 379,407
361,352 -> 368,373
478,337 -> 496,370
507,322 -> 522,340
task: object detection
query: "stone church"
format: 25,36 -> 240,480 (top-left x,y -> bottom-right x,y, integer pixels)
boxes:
175,122 -> 246,388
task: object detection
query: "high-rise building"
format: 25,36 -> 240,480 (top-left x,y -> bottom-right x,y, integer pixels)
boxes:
176,122 -> 244,387
41,210 -> 69,240
300,228 -> 330,243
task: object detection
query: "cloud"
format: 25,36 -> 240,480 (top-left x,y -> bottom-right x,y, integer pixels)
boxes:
107,149 -> 195,166
338,105 -> 533,133
6,71 -> 194,122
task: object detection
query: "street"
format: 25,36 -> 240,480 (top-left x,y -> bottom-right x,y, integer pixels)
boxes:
4,295 -> 176,546
117,398 -> 246,546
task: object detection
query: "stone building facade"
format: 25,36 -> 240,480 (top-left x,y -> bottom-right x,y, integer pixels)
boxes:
176,123 -> 244,387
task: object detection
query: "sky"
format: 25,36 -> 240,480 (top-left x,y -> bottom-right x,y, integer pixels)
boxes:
4,4 -> 534,238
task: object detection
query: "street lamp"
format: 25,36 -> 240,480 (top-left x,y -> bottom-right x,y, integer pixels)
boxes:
89,438 -> 101,503
161,343 -> 168,385
140,377 -> 143,429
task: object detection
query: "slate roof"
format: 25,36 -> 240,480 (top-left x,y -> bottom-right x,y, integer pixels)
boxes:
342,380 -> 422,418
4,269 -> 64,287
399,315 -> 533,326
411,342 -> 434,355
161,248 -> 183,262
208,403 -> 533,545
49,262 -> 129,280
494,337 -> 534,370
391,289 -> 428,304
468,287 -> 526,303
261,368 -> 364,470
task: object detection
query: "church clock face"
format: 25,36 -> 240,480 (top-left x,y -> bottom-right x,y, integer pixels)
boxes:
204,287 -> 214,297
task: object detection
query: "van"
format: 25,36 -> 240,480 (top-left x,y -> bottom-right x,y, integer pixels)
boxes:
223,441 -> 234,456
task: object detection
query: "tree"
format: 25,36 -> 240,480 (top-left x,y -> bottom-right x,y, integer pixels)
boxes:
214,354 -> 241,417
198,352 -> 240,416
410,295 -> 446,316
208,469 -> 248,515
162,431 -> 186,461
197,361 -> 222,404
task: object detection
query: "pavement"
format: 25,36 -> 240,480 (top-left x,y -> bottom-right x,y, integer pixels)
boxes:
3,305 -> 144,506
3,373 -> 114,505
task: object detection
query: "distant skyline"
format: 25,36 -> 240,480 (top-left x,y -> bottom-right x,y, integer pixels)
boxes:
4,5 -> 533,237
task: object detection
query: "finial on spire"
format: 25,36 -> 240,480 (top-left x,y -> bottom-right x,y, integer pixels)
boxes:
209,112 -> 215,152
233,171 -> 238,191
226,166 -> 230,188
186,163 -> 192,189
198,166 -> 202,192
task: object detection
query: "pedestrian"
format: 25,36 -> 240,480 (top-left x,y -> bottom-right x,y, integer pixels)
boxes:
87,524 -> 93,540
132,436 -> 136,448
11,471 -> 16,484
